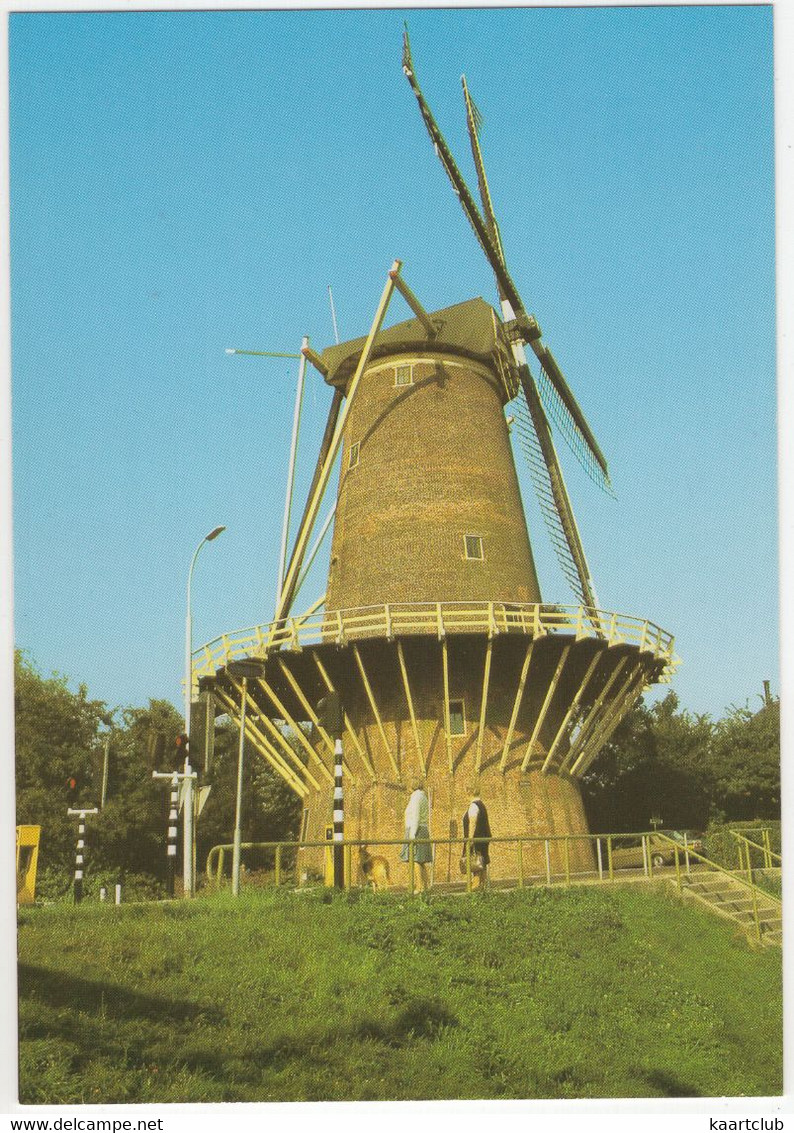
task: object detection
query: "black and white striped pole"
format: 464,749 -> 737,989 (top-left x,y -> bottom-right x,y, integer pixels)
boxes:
167,772 -> 179,897
67,807 -> 98,904
152,765 -> 195,897
318,692 -> 345,889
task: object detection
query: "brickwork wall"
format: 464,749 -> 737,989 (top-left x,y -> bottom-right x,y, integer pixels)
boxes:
294,635 -> 639,882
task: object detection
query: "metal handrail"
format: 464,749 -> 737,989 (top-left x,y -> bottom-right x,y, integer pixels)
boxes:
193,600 -> 677,684
206,829 -> 696,894
729,828 -> 781,874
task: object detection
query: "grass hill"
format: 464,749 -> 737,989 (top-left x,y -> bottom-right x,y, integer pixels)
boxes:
18,883 -> 782,1103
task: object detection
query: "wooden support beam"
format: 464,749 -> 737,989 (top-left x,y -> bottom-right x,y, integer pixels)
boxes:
293,593 -> 326,626
575,681 -> 646,780
353,645 -> 400,779
397,640 -> 426,776
559,656 -> 629,774
541,649 -> 603,774
253,673 -> 334,785
228,675 -> 322,791
442,637 -> 453,773
275,262 -> 401,625
276,657 -> 337,761
521,644 -> 571,773
301,345 -> 329,377
571,666 -> 646,778
312,653 -> 376,781
475,638 -> 494,773
214,686 -> 308,797
278,389 -> 343,628
499,640 -> 534,772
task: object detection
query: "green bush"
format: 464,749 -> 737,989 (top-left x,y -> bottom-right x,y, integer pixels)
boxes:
31,867 -> 165,904
704,820 -> 780,870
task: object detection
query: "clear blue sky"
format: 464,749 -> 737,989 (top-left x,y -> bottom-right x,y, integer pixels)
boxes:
9,6 -> 776,721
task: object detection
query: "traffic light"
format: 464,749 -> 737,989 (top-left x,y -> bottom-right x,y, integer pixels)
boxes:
189,694 -> 215,772
146,731 -> 166,768
66,774 -> 79,796
175,733 -> 189,756
316,691 -> 344,739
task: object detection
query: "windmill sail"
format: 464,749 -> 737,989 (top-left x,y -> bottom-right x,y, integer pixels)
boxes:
403,30 -> 606,608
460,72 -> 613,497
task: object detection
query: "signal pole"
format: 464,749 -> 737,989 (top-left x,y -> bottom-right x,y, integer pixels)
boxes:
67,807 -> 98,903
317,692 -> 345,888
152,762 -> 197,897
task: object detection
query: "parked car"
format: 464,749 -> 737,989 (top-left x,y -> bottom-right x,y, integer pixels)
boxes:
610,830 -> 704,870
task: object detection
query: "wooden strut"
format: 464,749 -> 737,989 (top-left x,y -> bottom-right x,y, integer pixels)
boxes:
275,261 -> 402,626
276,657 -> 358,785
541,649 -> 604,774
499,640 -> 535,772
575,680 -> 647,780
214,685 -> 308,797
475,638 -> 493,773
278,388 -> 342,619
397,639 -> 427,776
388,269 -> 438,338
571,666 -> 646,778
227,675 -> 322,791
253,673 -> 334,785
560,656 -> 629,774
312,653 -> 376,781
353,645 -> 400,779
441,637 -> 453,774
521,644 -> 571,772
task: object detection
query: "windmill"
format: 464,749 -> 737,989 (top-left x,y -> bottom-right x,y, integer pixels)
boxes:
192,36 -> 677,885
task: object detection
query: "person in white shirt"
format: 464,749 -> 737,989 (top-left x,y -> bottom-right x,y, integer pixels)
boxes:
399,782 -> 432,891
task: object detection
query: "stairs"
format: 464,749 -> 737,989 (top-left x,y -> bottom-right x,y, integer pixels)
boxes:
678,870 -> 782,947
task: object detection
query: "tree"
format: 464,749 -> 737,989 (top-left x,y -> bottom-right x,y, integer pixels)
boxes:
706,699 -> 780,820
92,699 -> 185,880
581,692 -> 713,833
15,650 -> 109,871
196,720 -> 303,874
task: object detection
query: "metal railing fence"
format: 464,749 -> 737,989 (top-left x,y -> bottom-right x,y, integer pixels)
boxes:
206,830 -> 703,896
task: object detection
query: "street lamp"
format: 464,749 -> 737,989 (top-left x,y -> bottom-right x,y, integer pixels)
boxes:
184,525 -> 225,897
185,526 -> 226,738
227,658 -> 266,897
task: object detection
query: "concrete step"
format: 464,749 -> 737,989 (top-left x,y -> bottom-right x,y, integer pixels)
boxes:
677,872 -> 782,947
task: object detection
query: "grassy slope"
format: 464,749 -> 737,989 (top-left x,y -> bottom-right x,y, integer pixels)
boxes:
18,885 -> 782,1104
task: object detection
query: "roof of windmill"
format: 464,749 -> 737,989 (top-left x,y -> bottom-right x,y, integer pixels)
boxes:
319,295 -> 509,388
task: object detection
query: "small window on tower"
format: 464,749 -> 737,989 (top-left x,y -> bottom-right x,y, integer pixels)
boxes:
449,699 -> 466,736
348,441 -> 360,469
464,534 -> 484,561
394,364 -> 413,387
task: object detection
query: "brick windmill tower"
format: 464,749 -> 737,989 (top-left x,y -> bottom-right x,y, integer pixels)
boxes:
193,36 -> 675,881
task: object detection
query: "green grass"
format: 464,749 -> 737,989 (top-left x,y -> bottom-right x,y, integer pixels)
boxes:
18,884 -> 782,1104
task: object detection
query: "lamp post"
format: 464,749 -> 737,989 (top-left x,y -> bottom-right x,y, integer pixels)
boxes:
227,658 -> 266,896
186,526 -> 226,739
184,525 -> 225,897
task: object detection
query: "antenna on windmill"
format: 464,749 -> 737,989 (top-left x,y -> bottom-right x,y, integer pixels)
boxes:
328,285 -> 340,345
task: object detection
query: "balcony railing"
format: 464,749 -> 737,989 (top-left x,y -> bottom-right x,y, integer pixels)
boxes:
193,600 -> 676,684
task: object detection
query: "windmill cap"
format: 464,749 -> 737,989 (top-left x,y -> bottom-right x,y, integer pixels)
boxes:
319,296 -> 513,401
